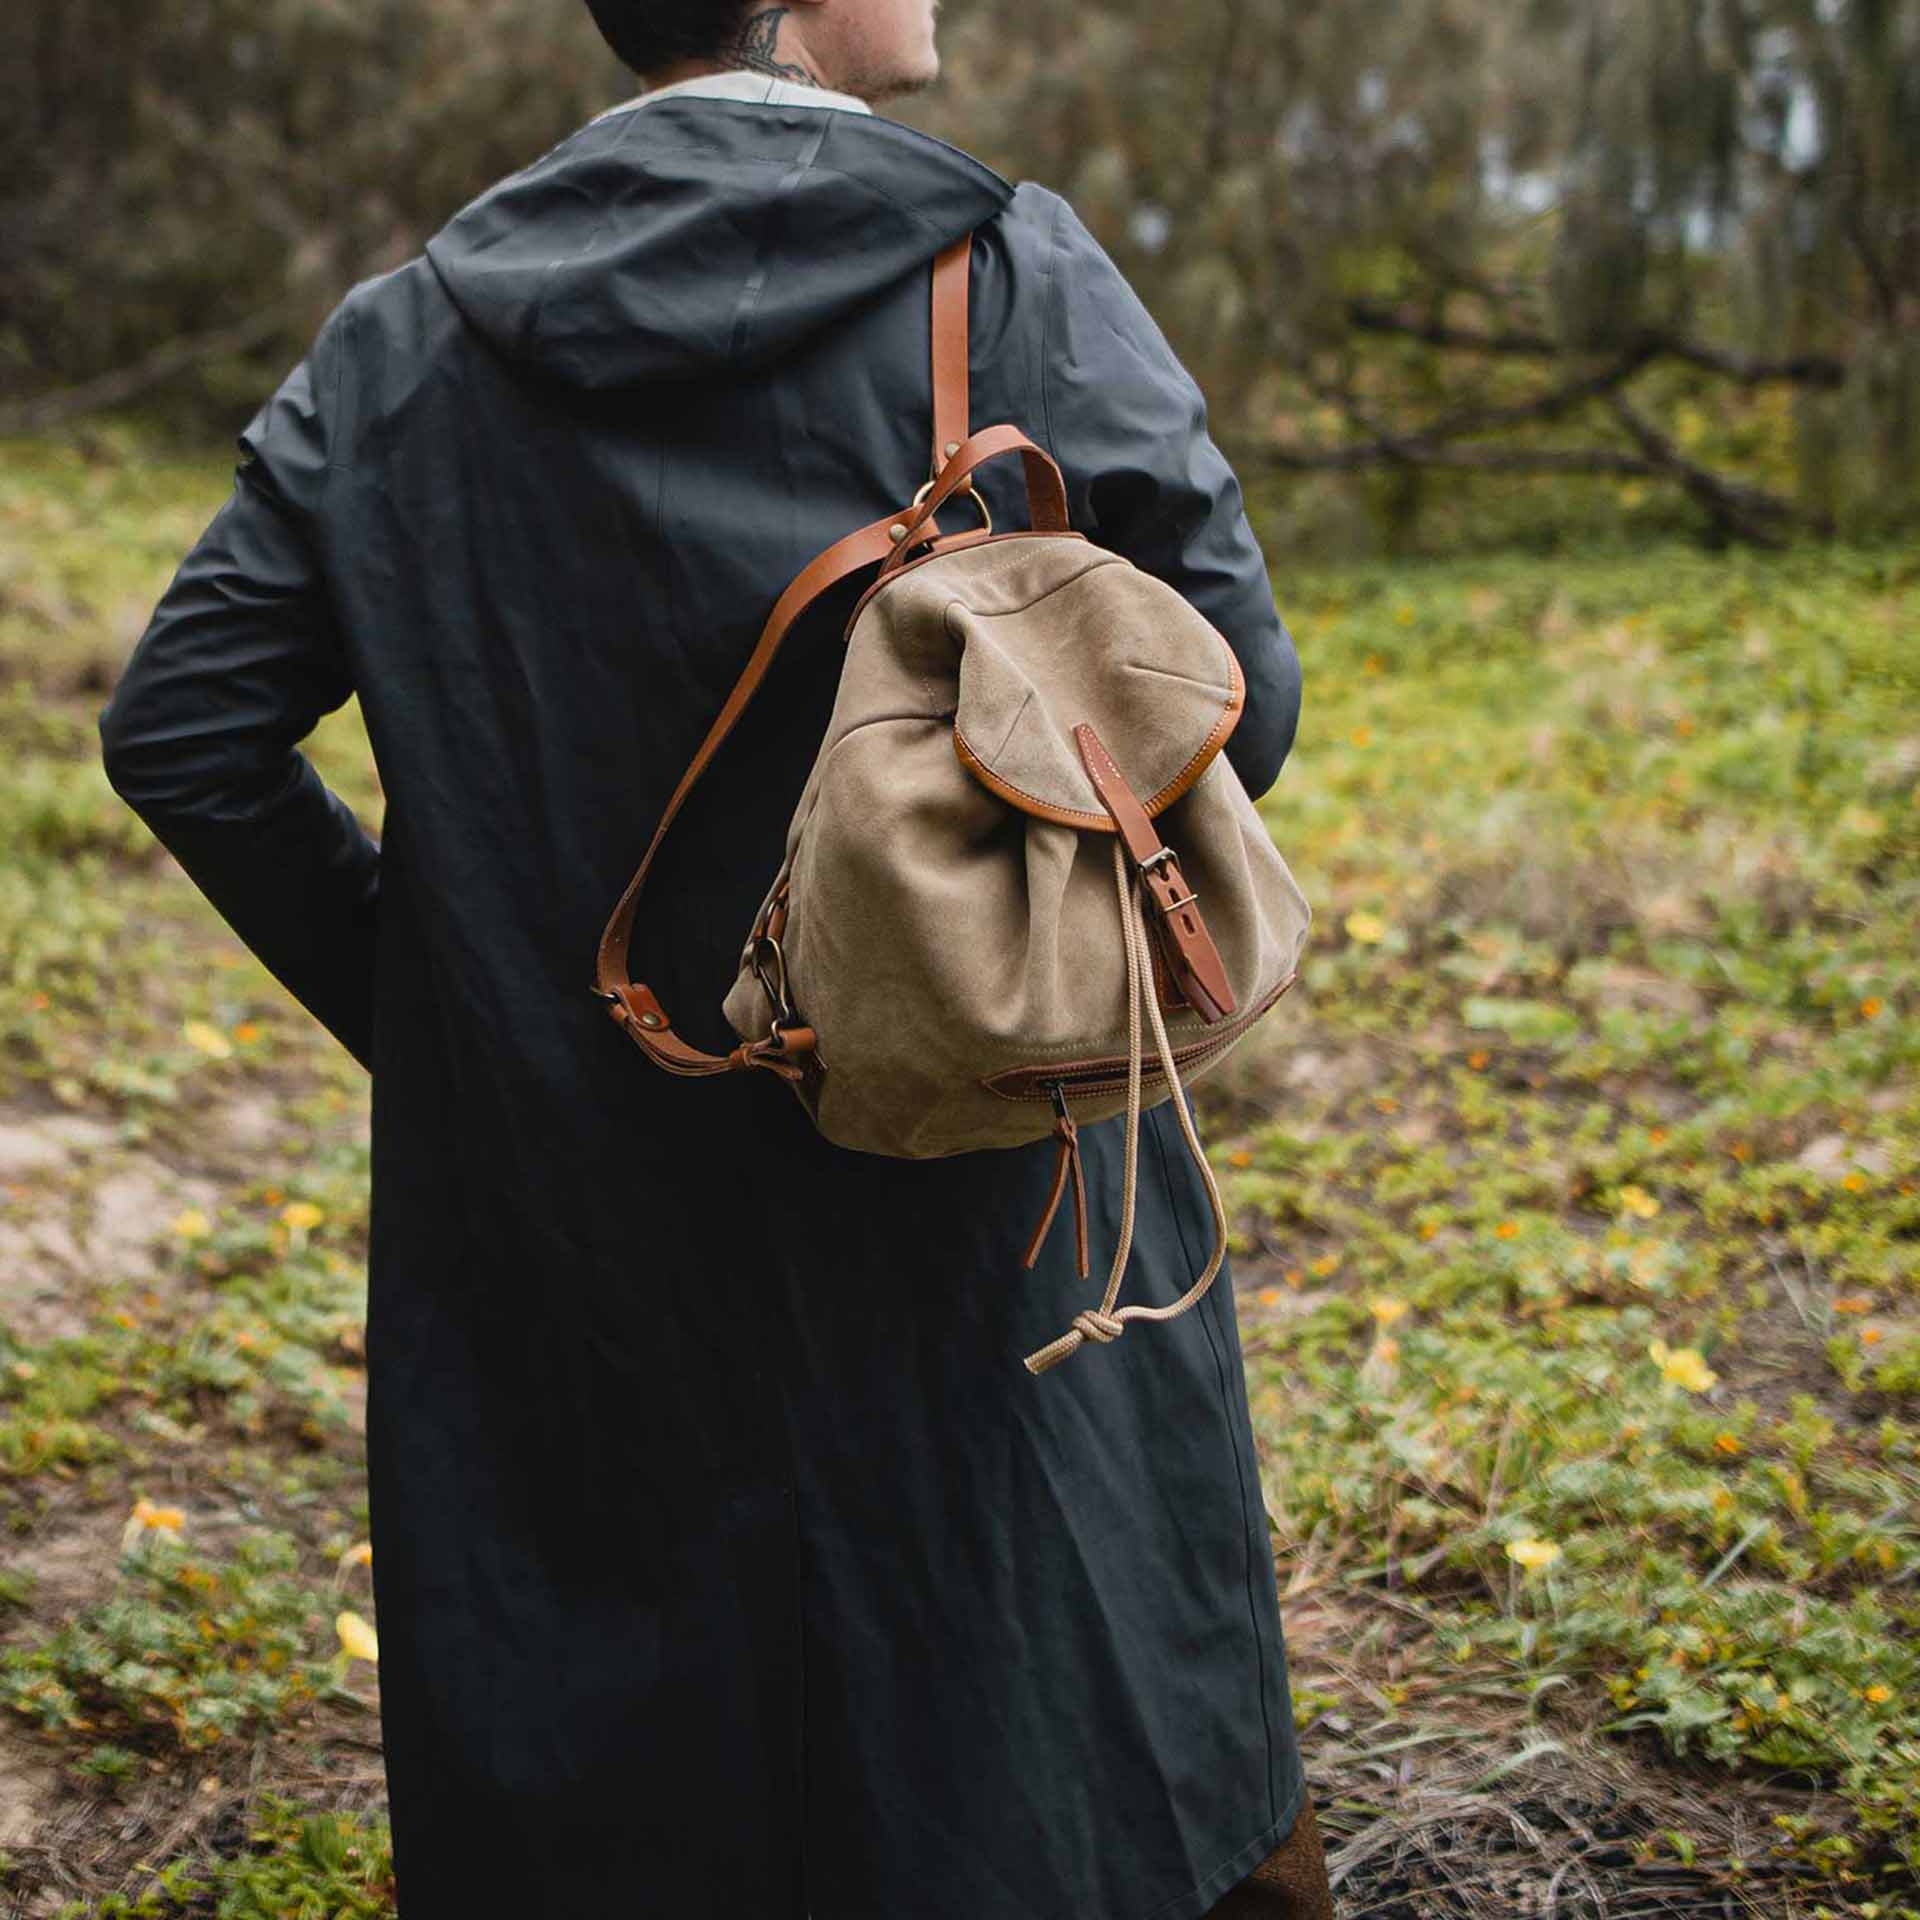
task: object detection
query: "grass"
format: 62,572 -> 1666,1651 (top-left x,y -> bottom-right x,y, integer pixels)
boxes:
1226,543 -> 1918,1911
0,424 -> 1914,1915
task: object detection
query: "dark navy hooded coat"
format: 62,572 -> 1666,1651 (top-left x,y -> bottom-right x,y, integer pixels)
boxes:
98,78 -> 1310,1920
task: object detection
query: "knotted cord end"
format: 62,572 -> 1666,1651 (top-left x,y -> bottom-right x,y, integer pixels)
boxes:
1019,830 -> 1232,1381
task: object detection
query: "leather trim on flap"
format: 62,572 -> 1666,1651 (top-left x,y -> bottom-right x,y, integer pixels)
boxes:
952,640 -> 1244,827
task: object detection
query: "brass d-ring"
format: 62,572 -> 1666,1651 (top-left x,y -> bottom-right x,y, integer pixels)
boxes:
910,474 -> 993,534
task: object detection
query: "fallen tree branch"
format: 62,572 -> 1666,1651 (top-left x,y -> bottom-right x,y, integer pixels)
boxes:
1229,353 -> 1807,545
0,301 -> 301,437
1345,301 -> 1849,388
1401,345 -> 1660,440
1602,391 -> 1805,544
1233,436 -> 1656,477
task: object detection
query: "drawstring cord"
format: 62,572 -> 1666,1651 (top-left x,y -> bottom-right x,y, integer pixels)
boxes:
1021,839 -> 1231,1376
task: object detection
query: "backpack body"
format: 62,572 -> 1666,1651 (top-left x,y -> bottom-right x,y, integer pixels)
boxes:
720,530 -> 1310,1158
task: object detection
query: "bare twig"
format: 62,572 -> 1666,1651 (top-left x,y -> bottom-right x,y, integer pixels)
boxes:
0,301 -> 300,437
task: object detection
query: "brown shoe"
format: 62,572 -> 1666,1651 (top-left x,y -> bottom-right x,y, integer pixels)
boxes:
1204,1796 -> 1335,1919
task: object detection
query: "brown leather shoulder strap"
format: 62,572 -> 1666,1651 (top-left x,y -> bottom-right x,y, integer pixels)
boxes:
591,232 -> 979,1070
930,233 -> 970,479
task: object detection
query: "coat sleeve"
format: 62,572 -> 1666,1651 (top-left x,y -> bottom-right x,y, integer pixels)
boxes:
1035,194 -> 1302,798
97,304 -> 380,1073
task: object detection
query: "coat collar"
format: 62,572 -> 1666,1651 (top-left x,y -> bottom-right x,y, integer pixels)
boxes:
592,69 -> 875,123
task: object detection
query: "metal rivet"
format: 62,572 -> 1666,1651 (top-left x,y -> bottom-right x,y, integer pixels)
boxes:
888,523 -> 908,543
639,1011 -> 664,1029
944,440 -> 960,458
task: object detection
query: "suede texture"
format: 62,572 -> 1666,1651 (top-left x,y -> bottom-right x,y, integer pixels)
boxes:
721,533 -> 1312,1156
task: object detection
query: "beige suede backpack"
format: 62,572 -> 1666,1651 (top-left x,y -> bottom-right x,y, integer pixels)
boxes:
593,232 -> 1311,1377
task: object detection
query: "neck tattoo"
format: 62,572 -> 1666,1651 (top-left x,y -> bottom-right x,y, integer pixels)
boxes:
720,8 -> 817,83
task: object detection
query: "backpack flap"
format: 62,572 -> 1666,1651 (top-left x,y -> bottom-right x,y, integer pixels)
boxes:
948,564 -> 1244,832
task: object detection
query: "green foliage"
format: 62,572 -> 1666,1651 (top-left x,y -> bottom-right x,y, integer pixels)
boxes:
0,1326 -> 124,1479
0,1203 -> 367,1480
1232,539 -> 1919,1877
58,1798 -> 394,1919
0,1532 -> 340,1761
0,2 -> 625,420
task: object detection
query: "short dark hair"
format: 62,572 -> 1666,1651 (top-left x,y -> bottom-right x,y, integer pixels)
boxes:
582,0 -> 754,76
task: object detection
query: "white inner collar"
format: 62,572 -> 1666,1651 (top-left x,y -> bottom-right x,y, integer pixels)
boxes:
593,69 -> 875,122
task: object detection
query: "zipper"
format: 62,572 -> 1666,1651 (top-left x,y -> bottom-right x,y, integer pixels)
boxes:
982,971 -> 1298,1102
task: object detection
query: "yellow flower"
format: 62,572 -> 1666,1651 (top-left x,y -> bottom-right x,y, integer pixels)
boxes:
335,1611 -> 380,1664
1348,726 -> 1374,749
1226,1148 -> 1253,1169
1343,910 -> 1387,945
1859,998 -> 1884,1020
171,1208 -> 212,1240
1368,1295 -> 1409,1327
1310,1253 -> 1341,1278
1864,1684 -> 1891,1704
339,1541 -> 373,1571
280,1201 -> 325,1234
1618,1185 -> 1661,1219
122,1496 -> 186,1553
1506,1538 -> 1561,1573
181,1020 -> 234,1060
1494,1220 -> 1519,1240
1713,1432 -> 1742,1456
1648,1338 -> 1718,1392
1255,1286 -> 1283,1308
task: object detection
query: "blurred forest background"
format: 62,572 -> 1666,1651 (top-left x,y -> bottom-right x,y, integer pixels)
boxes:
0,3 -> 1916,1918
3,0 -> 1918,547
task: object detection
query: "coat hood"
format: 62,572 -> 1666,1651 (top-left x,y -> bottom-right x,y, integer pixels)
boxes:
424,97 -> 1015,391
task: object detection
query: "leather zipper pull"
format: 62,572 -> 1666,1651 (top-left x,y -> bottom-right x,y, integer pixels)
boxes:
1021,1084 -> 1089,1277
1060,1088 -> 1090,1279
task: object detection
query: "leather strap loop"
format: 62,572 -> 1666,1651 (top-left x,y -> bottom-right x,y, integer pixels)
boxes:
1074,723 -> 1236,1025
875,424 -> 1069,579
592,231 -> 985,1069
